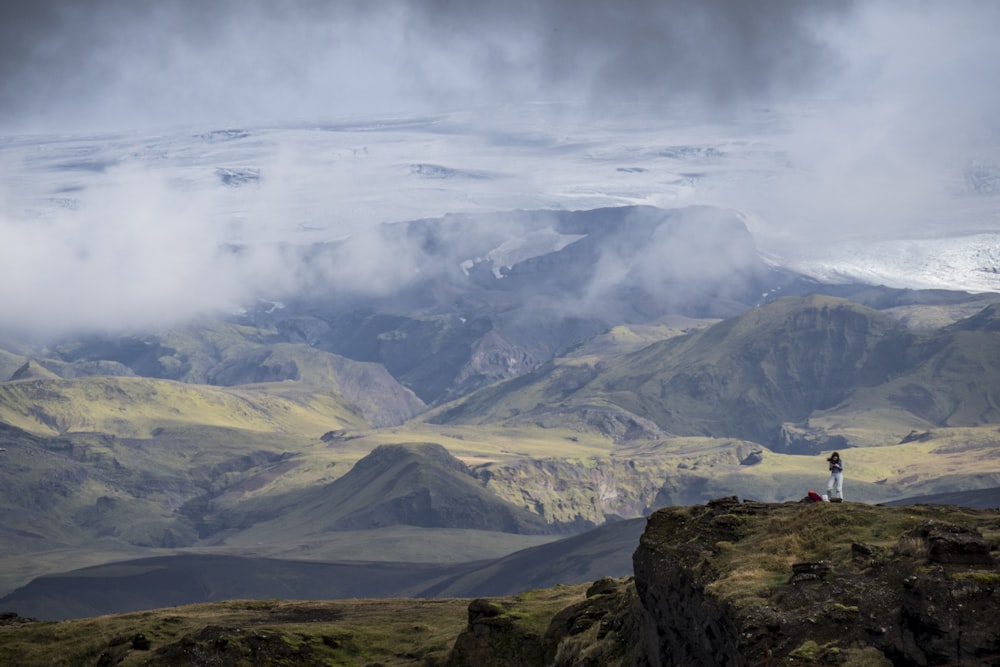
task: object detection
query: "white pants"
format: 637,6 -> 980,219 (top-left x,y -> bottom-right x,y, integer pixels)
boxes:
827,471 -> 843,500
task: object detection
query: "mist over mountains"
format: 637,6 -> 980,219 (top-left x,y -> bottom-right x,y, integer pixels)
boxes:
2,0 -> 1000,635
7,203 -> 990,407
2,202 -> 999,616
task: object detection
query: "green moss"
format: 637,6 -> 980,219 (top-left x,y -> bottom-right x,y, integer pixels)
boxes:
789,639 -> 822,660
951,571 -> 1000,585
789,639 -> 839,662
829,602 -> 860,624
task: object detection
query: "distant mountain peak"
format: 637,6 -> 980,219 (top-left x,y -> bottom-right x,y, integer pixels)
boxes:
313,442 -> 556,533
351,442 -> 470,476
7,360 -> 58,382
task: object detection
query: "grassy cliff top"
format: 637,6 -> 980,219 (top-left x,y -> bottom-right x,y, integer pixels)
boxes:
0,585 -> 590,666
641,498 -> 1000,605
4,500 -> 1000,666
636,498 -> 1000,665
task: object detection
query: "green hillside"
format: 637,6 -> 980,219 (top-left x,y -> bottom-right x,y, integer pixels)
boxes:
6,320 -> 426,428
3,293 -> 1000,611
0,372 -> 383,439
429,295 -> 1000,451
0,595 -> 485,665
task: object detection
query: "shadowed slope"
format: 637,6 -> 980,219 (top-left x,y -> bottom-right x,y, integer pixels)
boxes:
886,486 -> 1000,509
0,554 -> 480,621
0,517 -> 644,622
420,516 -> 646,597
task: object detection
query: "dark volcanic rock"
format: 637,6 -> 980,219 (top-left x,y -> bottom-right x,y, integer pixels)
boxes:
448,599 -> 547,667
0,611 -> 37,626
447,578 -> 640,667
151,625 -> 326,666
788,561 -> 831,583
633,515 -> 745,666
910,521 -> 995,565
631,499 -> 1000,666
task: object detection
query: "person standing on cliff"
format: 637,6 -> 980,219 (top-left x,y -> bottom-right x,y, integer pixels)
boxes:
826,452 -> 844,502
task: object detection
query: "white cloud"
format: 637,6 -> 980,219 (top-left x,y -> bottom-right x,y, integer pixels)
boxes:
1,2 -> 998,337
0,160 -> 292,335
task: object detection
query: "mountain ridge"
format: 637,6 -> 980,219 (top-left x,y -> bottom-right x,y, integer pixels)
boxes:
429,293 -> 1000,452
2,204 -> 1000,624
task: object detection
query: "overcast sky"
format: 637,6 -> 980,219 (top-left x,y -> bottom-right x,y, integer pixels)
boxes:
1,2 -> 996,139
1,1 -> 999,337
0,0 -> 858,132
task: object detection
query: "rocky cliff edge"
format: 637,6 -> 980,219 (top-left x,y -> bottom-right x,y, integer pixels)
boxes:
632,497 -> 1000,666
450,497 -> 1000,666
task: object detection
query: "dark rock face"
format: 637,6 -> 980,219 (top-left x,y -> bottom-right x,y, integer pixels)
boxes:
896,570 -> 1000,665
447,599 -> 547,667
631,500 -> 1000,666
0,611 -> 36,626
151,625 -> 326,666
543,578 -> 641,667
447,578 -> 641,667
632,497 -> 753,667
788,561 -> 831,583
913,521 -> 995,565
633,562 -> 745,667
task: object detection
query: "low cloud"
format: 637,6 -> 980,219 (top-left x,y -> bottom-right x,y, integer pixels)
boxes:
0,162 -> 293,335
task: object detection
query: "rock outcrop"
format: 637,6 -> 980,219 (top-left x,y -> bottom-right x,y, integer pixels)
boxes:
632,497 -> 1000,666
449,498 -> 1000,666
447,578 -> 640,667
